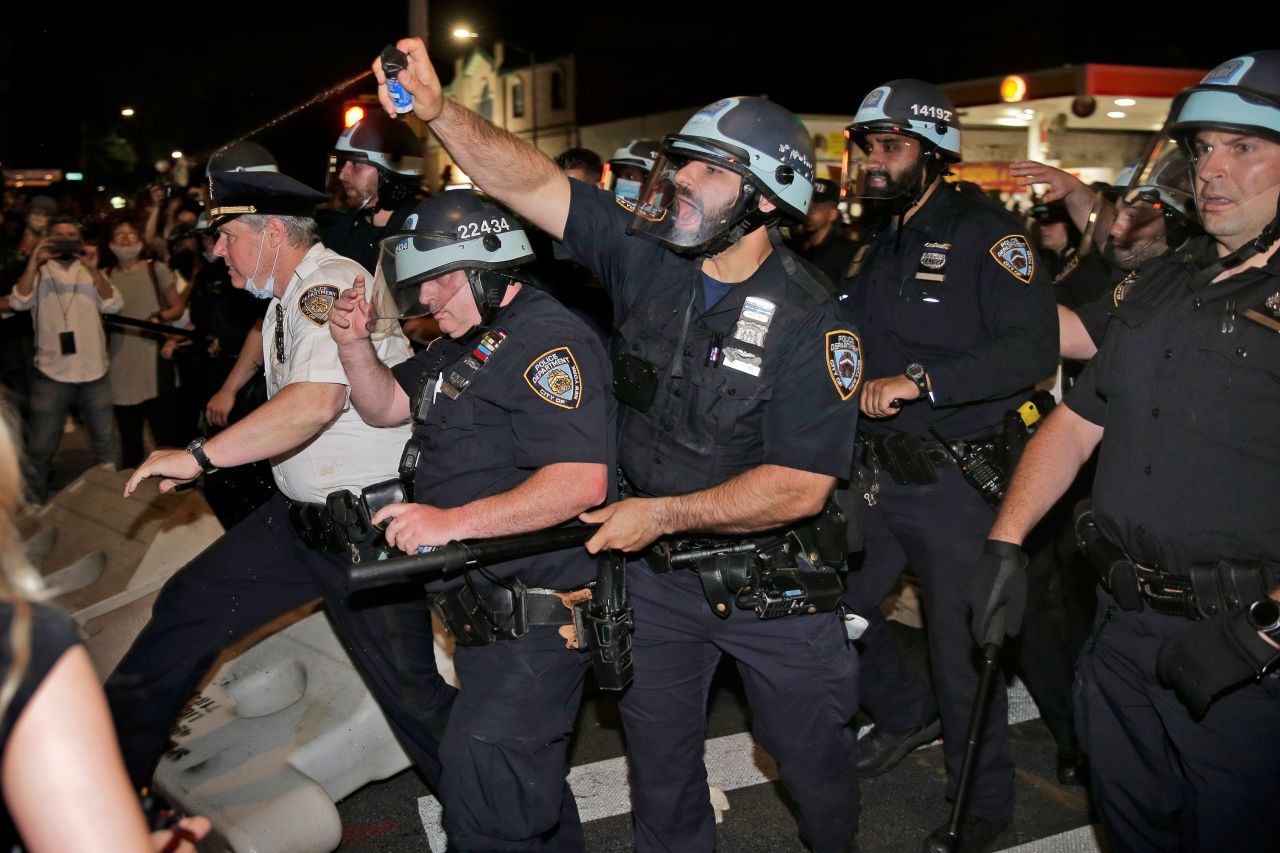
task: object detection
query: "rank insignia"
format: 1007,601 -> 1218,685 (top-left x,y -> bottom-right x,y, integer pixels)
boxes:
826,330 -> 863,401
1112,271 -> 1138,307
299,284 -> 340,326
989,235 -> 1035,284
525,347 -> 582,409
1243,291 -> 1280,334
1052,254 -> 1080,286
916,241 -> 950,282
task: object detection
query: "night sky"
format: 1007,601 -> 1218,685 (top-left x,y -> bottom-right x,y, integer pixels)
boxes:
0,2 -> 1237,194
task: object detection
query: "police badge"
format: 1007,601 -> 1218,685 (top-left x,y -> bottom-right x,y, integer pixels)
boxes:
825,330 -> 863,401
299,284 -> 340,326
525,347 -> 583,409
989,235 -> 1035,284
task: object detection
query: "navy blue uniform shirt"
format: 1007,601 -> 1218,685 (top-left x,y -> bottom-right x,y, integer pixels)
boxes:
839,182 -> 1059,439
1065,234 -> 1280,575
392,285 -> 614,591
559,181 -> 861,497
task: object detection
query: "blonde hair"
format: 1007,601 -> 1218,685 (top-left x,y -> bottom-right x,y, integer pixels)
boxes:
0,407 -> 46,722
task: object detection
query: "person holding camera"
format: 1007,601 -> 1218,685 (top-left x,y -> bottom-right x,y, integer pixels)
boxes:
103,168 -> 455,797
7,215 -> 123,501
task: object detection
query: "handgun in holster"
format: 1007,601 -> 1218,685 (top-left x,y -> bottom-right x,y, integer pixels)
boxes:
573,553 -> 634,691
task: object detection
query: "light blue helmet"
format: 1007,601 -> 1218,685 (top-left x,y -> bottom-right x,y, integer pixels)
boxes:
1168,51 -> 1280,143
848,79 -> 962,162
666,97 -> 816,221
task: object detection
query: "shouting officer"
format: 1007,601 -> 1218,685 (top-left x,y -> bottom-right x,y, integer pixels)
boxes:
105,169 -> 455,794
977,51 -> 1280,851
374,40 -> 863,853
838,80 -> 1058,849
328,190 -> 613,850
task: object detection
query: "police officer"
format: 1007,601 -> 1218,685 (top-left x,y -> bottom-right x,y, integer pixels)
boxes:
788,177 -> 856,285
328,190 -> 613,850
105,169 -> 455,794
373,39 -> 863,853
604,138 -> 660,202
979,51 -> 1280,852
837,79 -> 1058,849
323,112 -> 425,273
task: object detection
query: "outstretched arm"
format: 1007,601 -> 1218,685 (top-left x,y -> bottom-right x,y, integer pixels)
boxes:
372,38 -> 571,239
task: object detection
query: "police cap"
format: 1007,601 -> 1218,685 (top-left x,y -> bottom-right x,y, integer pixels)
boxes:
208,170 -> 328,228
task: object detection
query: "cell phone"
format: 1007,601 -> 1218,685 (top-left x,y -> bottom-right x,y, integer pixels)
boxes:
48,238 -> 83,258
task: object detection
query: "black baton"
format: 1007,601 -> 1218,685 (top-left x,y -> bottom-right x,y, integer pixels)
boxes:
348,524 -> 601,589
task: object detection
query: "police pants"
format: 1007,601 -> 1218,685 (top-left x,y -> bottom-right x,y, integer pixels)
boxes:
621,562 -> 860,853
440,626 -> 589,852
1077,591 -> 1280,853
104,491 -> 456,791
842,465 -> 1015,824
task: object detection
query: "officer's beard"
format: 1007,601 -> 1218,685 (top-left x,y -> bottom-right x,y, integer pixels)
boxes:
671,187 -> 737,249
861,157 -> 928,226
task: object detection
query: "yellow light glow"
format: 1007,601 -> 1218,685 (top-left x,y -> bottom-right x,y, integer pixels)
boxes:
1000,76 -> 1027,103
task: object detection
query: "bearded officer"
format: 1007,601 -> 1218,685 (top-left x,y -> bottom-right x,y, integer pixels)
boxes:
105,169 -> 455,794
837,79 -> 1058,851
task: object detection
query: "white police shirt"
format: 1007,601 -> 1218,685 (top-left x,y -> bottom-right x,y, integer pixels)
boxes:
261,242 -> 411,503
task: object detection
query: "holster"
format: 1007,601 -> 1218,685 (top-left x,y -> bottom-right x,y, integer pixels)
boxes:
864,433 -> 941,485
695,552 -> 758,619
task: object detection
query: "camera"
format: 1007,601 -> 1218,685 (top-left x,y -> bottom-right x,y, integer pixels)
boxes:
48,238 -> 83,259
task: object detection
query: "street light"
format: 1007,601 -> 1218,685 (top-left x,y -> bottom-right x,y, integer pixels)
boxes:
121,107 -> 135,117
451,26 -> 539,151
171,150 -> 183,160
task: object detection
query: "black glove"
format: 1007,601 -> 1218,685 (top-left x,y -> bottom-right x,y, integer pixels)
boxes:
968,539 -> 1028,647
1156,606 -> 1280,719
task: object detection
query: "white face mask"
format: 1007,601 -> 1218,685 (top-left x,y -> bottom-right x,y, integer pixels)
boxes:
614,178 -> 642,202
243,229 -> 281,300
112,243 -> 142,261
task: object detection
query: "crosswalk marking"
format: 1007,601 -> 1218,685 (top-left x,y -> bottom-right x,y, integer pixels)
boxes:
418,679 -> 1049,851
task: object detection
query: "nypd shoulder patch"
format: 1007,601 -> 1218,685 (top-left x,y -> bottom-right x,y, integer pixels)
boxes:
299,284 -> 340,326
825,330 -> 863,401
989,235 -> 1035,284
524,347 -> 582,410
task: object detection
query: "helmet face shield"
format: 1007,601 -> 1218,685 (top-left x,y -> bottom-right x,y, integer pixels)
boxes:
1126,132 -> 1197,221
377,231 -> 461,318
627,148 -> 751,255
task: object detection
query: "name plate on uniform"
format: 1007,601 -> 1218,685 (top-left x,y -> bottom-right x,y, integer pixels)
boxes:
722,297 -> 776,377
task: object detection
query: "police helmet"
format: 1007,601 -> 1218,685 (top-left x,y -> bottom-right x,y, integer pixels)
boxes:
1167,51 -> 1280,144
333,113 -> 425,178
377,190 -> 533,322
629,97 -> 815,255
608,139 -> 661,174
206,141 -> 279,177
332,114 -> 424,209
847,79 -> 963,162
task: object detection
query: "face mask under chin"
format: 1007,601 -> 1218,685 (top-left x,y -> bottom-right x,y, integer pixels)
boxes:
244,230 -> 281,300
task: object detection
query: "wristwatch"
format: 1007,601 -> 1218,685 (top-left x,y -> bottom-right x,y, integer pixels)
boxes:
1247,597 -> 1280,645
186,437 -> 219,475
905,363 -> 929,397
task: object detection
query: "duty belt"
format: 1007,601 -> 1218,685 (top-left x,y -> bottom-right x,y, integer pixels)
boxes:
1079,523 -> 1276,620
432,581 -> 585,647
860,432 -> 997,486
